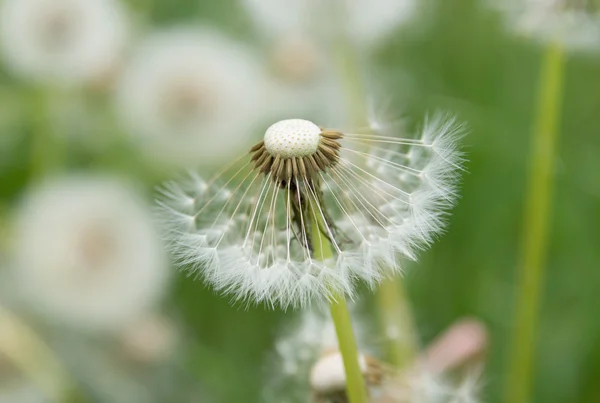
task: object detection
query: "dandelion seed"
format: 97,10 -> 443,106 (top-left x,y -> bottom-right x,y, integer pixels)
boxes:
0,0 -> 128,85
158,112 -> 464,308
116,27 -> 268,168
491,0 -> 600,52
10,176 -> 170,331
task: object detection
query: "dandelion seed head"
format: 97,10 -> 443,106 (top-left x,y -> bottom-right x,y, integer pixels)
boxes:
158,112 -> 464,308
264,119 -> 322,158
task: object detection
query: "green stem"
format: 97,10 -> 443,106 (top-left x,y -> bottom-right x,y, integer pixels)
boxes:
309,198 -> 368,403
331,34 -> 367,127
377,277 -> 418,368
505,41 -> 565,403
330,2 -> 419,369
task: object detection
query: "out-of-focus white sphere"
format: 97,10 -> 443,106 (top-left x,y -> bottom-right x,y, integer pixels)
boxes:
116,27 -> 268,168
0,0 -> 128,85
10,176 -> 170,332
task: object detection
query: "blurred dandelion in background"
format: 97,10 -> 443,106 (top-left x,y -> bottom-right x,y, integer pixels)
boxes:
9,176 -> 170,332
45,313 -> 192,403
115,27 -> 268,169
242,0 -> 416,50
490,0 -> 600,51
263,307 -> 486,403
243,0 -> 418,123
0,0 -> 128,86
158,114 -> 464,308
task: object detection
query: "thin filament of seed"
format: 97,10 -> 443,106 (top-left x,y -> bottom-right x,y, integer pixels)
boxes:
243,174 -> 272,248
303,176 -> 342,254
343,133 -> 426,145
250,179 -> 276,257
333,165 -> 410,228
329,165 -> 392,229
343,147 -> 424,176
326,166 -> 387,229
192,160 -> 253,219
340,159 -> 412,197
214,171 -> 263,247
319,172 -> 369,244
335,163 -> 411,206
257,184 -> 280,267
210,168 -> 260,230
285,181 -> 292,262
296,178 -> 312,262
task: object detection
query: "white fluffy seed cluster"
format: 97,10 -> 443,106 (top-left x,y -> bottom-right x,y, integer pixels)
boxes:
158,113 -> 464,308
263,119 -> 321,158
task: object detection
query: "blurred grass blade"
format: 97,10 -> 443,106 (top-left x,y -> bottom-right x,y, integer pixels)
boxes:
0,305 -> 88,403
506,41 -> 565,403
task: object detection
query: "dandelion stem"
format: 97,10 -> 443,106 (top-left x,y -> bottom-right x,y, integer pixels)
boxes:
331,1 -> 419,370
0,306 -> 89,403
310,199 -> 368,403
505,41 -> 565,403
377,277 -> 418,368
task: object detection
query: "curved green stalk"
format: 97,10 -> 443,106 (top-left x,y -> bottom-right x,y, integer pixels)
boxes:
505,41 -> 565,403
376,277 -> 418,368
309,197 -> 368,403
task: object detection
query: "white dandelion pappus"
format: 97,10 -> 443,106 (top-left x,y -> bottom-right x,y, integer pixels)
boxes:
11,176 -> 170,332
242,0 -> 416,49
0,0 -> 128,85
158,113 -> 464,308
116,27 -> 267,168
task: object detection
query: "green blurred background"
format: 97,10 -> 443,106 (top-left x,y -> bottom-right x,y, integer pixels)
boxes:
1,0 -> 600,402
